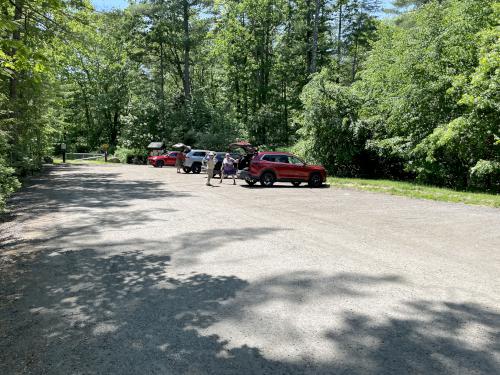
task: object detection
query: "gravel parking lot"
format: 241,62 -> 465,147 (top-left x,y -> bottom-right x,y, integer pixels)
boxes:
1,163 -> 499,374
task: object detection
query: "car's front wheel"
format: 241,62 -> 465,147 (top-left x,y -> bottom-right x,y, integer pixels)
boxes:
183,166 -> 191,173
260,172 -> 276,187
191,163 -> 201,174
308,173 -> 323,188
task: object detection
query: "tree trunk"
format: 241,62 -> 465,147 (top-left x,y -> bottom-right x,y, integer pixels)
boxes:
310,0 -> 321,73
182,0 -> 191,101
282,80 -> 288,143
235,72 -> 241,118
111,110 -> 120,147
305,0 -> 312,73
76,79 -> 94,131
159,40 -> 165,127
351,35 -> 359,82
337,1 -> 343,66
9,0 -> 24,101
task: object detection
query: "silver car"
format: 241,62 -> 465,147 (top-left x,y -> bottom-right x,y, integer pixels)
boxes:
183,150 -> 212,174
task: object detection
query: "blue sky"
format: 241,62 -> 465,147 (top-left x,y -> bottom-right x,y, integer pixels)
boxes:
92,0 -> 129,11
92,0 -> 395,12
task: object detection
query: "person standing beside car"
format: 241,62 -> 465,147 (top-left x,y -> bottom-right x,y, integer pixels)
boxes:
206,152 -> 216,186
220,153 -> 237,185
175,151 -> 185,173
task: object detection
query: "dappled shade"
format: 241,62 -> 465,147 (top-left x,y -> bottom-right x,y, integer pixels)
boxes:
1,247 -> 498,374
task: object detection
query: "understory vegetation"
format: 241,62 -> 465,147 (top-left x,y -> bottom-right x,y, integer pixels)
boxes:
328,177 -> 500,207
1,0 -> 499,209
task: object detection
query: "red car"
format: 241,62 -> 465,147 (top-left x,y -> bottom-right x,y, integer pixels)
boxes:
148,151 -> 179,168
239,152 -> 327,187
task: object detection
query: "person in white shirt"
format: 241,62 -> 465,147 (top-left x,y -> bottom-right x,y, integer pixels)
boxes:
206,152 -> 216,186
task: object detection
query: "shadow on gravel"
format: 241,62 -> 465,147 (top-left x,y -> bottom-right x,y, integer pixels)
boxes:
6,165 -> 190,218
0,165 -> 188,250
1,247 -> 498,374
240,183 -> 330,189
1,166 -> 499,374
325,302 -> 500,374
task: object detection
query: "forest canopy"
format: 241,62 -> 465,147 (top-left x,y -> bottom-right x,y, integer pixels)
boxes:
1,0 -> 499,209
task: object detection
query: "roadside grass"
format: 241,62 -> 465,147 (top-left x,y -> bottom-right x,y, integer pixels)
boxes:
328,177 -> 500,208
53,158 -> 110,165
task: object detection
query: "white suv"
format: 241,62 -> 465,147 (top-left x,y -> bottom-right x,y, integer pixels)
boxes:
183,150 -> 211,174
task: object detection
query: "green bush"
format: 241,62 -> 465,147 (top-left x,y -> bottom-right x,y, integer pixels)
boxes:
12,157 -> 41,177
469,160 -> 500,193
114,146 -> 148,164
0,159 -> 21,212
299,69 -> 365,176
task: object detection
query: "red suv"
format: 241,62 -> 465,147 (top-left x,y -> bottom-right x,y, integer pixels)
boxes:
148,151 -> 179,168
240,152 -> 327,187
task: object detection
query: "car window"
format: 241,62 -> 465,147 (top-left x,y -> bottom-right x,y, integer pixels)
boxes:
289,156 -> 304,165
262,154 -> 277,162
193,152 -> 206,157
277,155 -> 289,163
169,152 -> 178,157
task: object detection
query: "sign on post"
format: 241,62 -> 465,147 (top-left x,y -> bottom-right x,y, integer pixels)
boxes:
61,143 -> 67,163
102,144 -> 109,162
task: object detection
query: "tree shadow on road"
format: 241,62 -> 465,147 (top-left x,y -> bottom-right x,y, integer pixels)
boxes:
325,301 -> 500,374
8,165 -> 190,215
1,247 -> 498,374
1,166 -> 499,374
240,183 -> 330,189
0,165 -> 189,251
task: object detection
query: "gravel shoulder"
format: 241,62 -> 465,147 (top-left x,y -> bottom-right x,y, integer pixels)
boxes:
1,164 -> 499,374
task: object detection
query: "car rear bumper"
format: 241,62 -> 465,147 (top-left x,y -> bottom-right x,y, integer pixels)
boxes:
237,169 -> 257,181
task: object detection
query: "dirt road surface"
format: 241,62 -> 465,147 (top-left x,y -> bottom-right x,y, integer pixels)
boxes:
1,164 -> 499,374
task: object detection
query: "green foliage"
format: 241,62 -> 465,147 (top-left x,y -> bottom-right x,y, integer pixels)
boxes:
1,0 -> 498,203
354,0 -> 499,189
469,160 -> 500,193
0,159 -> 20,212
299,69 -> 365,176
114,146 -> 148,165
0,129 -> 20,211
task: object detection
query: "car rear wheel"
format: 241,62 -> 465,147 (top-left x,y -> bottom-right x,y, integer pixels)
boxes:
308,173 -> 323,188
260,172 -> 275,187
245,178 -> 257,186
183,166 -> 191,173
292,181 -> 301,187
192,163 -> 201,174
157,160 -> 164,168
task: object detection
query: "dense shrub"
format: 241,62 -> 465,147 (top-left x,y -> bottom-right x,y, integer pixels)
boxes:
355,0 -> 498,188
299,69 -> 365,176
114,147 -> 148,164
0,159 -> 21,212
469,160 -> 500,193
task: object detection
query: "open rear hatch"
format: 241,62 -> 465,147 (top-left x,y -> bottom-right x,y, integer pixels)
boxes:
229,141 -> 257,155
229,141 -> 257,172
229,141 -> 257,170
